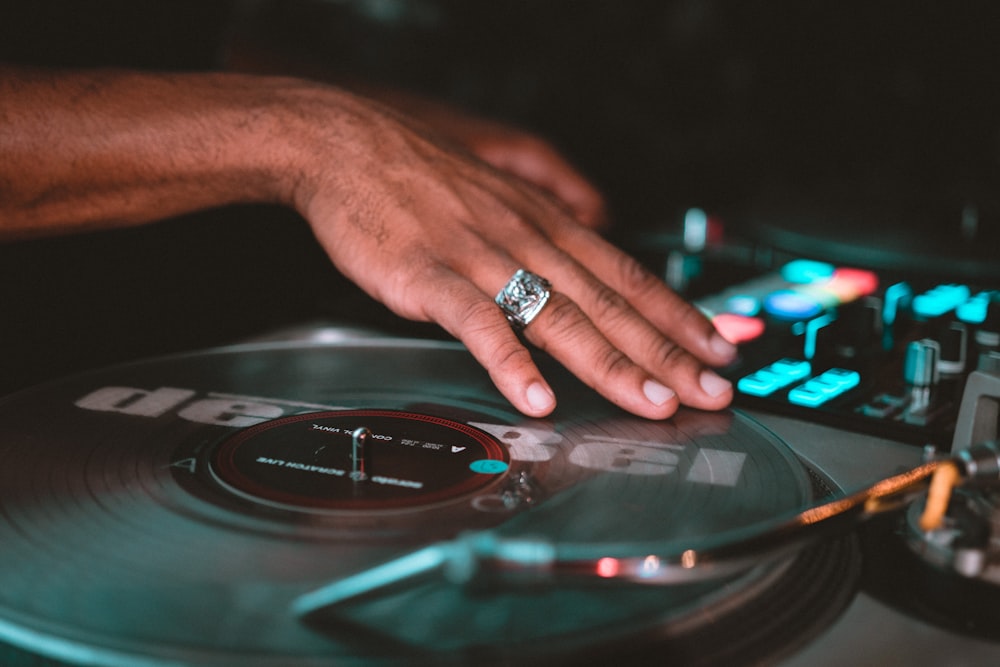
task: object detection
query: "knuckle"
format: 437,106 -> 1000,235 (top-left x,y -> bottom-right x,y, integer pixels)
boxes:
487,336 -> 534,372
459,298 -> 506,331
649,337 -> 688,369
463,296 -> 501,320
588,282 -> 631,326
538,293 -> 584,330
614,252 -> 660,296
593,345 -> 635,379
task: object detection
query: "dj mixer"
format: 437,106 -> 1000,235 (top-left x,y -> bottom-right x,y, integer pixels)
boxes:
646,206 -> 1000,451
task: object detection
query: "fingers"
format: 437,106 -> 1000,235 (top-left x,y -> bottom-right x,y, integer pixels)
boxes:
408,251 -> 684,419
472,134 -> 609,230
413,266 -> 558,418
523,292 -> 684,419
553,223 -> 738,366
455,183 -> 735,413
515,272 -> 732,415
297,94 -> 731,420
417,247 -> 728,419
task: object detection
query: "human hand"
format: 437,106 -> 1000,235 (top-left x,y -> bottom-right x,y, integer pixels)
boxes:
383,98 -> 609,231
223,45 -> 607,230
283,85 -> 736,419
0,67 -> 732,420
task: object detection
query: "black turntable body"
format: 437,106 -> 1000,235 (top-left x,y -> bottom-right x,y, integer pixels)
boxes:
4,2 -> 1000,665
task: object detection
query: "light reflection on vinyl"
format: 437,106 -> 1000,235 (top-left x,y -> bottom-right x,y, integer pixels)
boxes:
0,340 -> 859,666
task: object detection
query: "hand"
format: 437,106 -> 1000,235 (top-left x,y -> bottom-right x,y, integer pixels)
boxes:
380,97 -> 610,231
0,68 -> 734,420
284,86 -> 736,419
223,44 -> 608,230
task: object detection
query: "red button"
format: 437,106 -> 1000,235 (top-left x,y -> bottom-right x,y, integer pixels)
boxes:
713,313 -> 766,344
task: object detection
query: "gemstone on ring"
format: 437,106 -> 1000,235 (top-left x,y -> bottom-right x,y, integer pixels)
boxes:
495,269 -> 552,329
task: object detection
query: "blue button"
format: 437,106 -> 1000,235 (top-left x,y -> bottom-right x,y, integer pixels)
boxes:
781,259 -> 835,284
787,385 -> 830,407
818,368 -> 861,389
737,370 -> 784,396
956,292 -> 996,325
912,284 -> 971,319
787,368 -> 860,407
803,377 -> 844,395
737,359 -> 812,397
770,358 -> 812,380
764,290 -> 824,321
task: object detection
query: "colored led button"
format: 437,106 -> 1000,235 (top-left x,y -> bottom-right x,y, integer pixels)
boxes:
781,259 -> 835,284
725,294 -> 761,317
912,284 -> 971,319
769,358 -> 812,380
712,313 -> 766,344
818,368 -> 861,388
764,289 -> 824,321
737,359 -> 812,397
827,267 -> 879,300
470,459 -> 509,474
737,370 -> 784,396
787,385 -> 830,407
787,368 -> 860,407
956,292 -> 996,325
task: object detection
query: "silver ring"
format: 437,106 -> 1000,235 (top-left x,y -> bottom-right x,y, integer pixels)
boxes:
495,269 -> 552,330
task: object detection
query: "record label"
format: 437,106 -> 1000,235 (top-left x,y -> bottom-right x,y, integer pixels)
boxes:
211,409 -> 509,511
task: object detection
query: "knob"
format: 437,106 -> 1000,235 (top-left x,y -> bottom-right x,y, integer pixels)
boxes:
904,339 -> 940,412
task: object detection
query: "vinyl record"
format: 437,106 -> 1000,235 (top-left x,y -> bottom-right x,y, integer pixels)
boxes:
0,339 -> 858,666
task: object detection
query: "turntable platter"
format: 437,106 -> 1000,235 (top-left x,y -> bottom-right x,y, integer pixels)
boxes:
0,340 -> 859,666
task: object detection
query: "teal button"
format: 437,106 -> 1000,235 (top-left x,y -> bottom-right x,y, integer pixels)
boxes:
803,377 -> 843,395
788,368 -> 860,407
470,459 -> 509,474
787,385 -> 830,407
738,359 -> 813,397
912,284 -> 970,319
819,368 -> 861,389
738,370 -> 783,396
956,292 -> 996,324
781,259 -> 835,284
770,358 -> 812,380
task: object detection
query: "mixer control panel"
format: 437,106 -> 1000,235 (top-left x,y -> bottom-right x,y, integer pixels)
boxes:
695,258 -> 999,446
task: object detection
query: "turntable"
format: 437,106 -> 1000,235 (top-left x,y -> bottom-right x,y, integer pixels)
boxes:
0,326 -> 999,666
0,337 -> 855,666
2,196 -> 1000,666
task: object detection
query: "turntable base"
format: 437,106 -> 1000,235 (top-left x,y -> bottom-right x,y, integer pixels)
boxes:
0,339 -> 860,666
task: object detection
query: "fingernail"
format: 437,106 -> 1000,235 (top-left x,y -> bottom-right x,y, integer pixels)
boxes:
643,379 -> 676,406
526,382 -> 556,413
699,370 -> 732,397
710,333 -> 738,362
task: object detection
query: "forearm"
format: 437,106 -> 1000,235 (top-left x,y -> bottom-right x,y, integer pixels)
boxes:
0,66 -> 346,238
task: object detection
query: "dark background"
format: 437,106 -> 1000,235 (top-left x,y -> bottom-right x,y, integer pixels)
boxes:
2,0 -> 999,393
